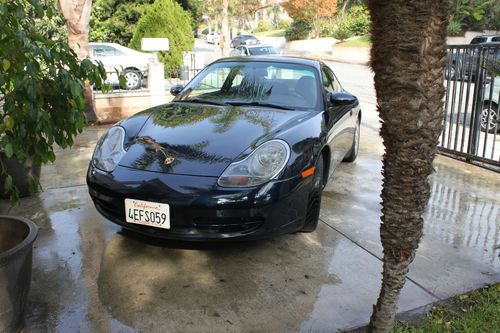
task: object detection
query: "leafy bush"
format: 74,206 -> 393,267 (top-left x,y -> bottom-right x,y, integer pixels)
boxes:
447,21 -> 462,36
344,5 -> 370,36
254,21 -> 274,33
129,0 -> 194,71
277,20 -> 291,30
331,22 -> 352,42
285,20 -> 312,41
0,0 -> 107,202
91,0 -> 153,45
321,5 -> 370,39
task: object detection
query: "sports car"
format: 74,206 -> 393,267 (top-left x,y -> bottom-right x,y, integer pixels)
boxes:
87,56 -> 361,240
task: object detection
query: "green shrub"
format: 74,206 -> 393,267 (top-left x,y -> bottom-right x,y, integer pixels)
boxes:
285,20 -> 312,41
277,20 -> 291,30
447,20 -> 462,36
331,22 -> 352,42
254,21 -> 274,33
129,0 -> 194,71
321,5 -> 370,39
1,0 -> 108,202
344,5 -> 370,36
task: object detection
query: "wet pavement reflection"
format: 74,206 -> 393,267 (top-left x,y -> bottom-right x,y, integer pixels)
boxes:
0,105 -> 498,331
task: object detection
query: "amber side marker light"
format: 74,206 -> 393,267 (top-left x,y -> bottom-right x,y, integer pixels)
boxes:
301,167 -> 316,179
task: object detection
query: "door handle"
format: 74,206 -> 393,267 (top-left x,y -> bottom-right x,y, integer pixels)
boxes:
350,109 -> 353,116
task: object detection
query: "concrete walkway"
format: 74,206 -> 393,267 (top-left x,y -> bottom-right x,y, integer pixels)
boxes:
1,62 -> 499,332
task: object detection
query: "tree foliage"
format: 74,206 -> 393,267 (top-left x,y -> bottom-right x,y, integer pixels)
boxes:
129,0 -> 194,70
90,0 -> 153,45
0,0 -> 107,203
91,0 -> 202,46
285,20 -> 312,41
176,0 -> 203,29
449,0 -> 500,31
283,0 -> 338,37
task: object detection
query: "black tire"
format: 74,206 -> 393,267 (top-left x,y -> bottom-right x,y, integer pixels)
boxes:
481,103 -> 499,134
299,154 -> 324,233
123,69 -> 142,90
343,119 -> 360,162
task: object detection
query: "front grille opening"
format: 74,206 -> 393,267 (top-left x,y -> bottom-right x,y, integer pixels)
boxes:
192,217 -> 264,234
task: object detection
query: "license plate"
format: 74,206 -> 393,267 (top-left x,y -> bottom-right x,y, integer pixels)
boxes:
125,198 -> 170,229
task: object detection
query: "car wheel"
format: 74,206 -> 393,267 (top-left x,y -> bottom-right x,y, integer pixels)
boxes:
343,119 -> 360,162
123,70 -> 142,90
481,103 -> 498,133
299,154 -> 324,233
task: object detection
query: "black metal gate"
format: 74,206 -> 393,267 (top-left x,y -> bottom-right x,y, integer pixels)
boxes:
441,43 -> 500,170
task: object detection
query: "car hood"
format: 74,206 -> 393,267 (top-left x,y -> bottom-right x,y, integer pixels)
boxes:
118,102 -> 310,177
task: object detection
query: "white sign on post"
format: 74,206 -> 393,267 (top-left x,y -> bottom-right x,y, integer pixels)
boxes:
141,38 -> 169,52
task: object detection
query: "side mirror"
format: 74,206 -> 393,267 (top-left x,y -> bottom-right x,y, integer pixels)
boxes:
330,92 -> 357,106
170,84 -> 184,96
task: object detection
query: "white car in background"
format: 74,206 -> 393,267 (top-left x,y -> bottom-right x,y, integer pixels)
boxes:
89,42 -> 158,90
229,44 -> 279,56
204,33 -> 220,45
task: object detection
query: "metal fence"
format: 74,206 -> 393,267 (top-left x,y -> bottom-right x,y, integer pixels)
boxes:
92,66 -> 204,95
441,43 -> 500,170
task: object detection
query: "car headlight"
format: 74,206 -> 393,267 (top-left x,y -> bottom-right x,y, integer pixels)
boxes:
92,126 -> 126,172
218,139 -> 290,187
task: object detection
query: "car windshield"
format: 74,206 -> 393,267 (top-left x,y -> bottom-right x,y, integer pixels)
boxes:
248,47 -> 278,55
176,61 -> 320,110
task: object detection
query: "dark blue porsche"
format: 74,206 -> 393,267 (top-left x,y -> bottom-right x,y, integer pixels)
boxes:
87,56 -> 361,240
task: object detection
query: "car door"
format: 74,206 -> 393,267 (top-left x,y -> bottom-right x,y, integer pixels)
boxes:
321,66 -> 355,175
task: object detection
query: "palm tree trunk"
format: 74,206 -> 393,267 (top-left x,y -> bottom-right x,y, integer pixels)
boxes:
220,0 -> 230,56
367,1 -> 449,332
58,0 -> 97,122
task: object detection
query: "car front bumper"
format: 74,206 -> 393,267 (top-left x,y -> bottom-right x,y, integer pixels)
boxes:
86,164 -> 313,241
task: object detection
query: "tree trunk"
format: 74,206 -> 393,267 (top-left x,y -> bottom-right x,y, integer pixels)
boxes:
220,0 -> 230,56
367,1 -> 449,332
342,0 -> 350,16
58,0 -> 96,122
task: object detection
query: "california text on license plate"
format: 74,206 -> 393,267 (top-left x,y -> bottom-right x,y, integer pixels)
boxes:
125,198 -> 170,229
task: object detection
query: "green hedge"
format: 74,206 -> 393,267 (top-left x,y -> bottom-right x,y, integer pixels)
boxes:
321,5 -> 370,40
285,20 -> 312,41
129,0 -> 194,70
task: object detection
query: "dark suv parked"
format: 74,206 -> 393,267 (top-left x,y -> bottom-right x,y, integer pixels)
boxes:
470,35 -> 500,44
447,35 -> 500,80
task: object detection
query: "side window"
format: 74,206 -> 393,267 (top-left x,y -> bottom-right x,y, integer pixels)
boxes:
113,48 -> 125,56
321,68 -> 335,96
328,68 -> 341,92
93,46 -> 115,57
492,37 -> 500,42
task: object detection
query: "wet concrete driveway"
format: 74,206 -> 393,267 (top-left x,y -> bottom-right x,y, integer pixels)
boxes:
1,62 -> 499,332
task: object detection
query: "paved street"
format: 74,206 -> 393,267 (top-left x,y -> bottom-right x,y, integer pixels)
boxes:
1,62 -> 499,332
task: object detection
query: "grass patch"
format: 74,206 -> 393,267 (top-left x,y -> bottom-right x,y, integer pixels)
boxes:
336,35 -> 371,47
393,284 -> 500,333
254,29 -> 285,37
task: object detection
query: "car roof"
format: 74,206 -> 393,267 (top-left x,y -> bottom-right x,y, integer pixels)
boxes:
246,44 -> 275,49
89,42 -> 120,47
473,35 -> 500,38
89,42 -> 147,55
214,55 -> 323,69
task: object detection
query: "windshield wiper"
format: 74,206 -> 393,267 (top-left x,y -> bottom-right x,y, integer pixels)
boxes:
226,101 -> 294,110
175,98 -> 228,106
